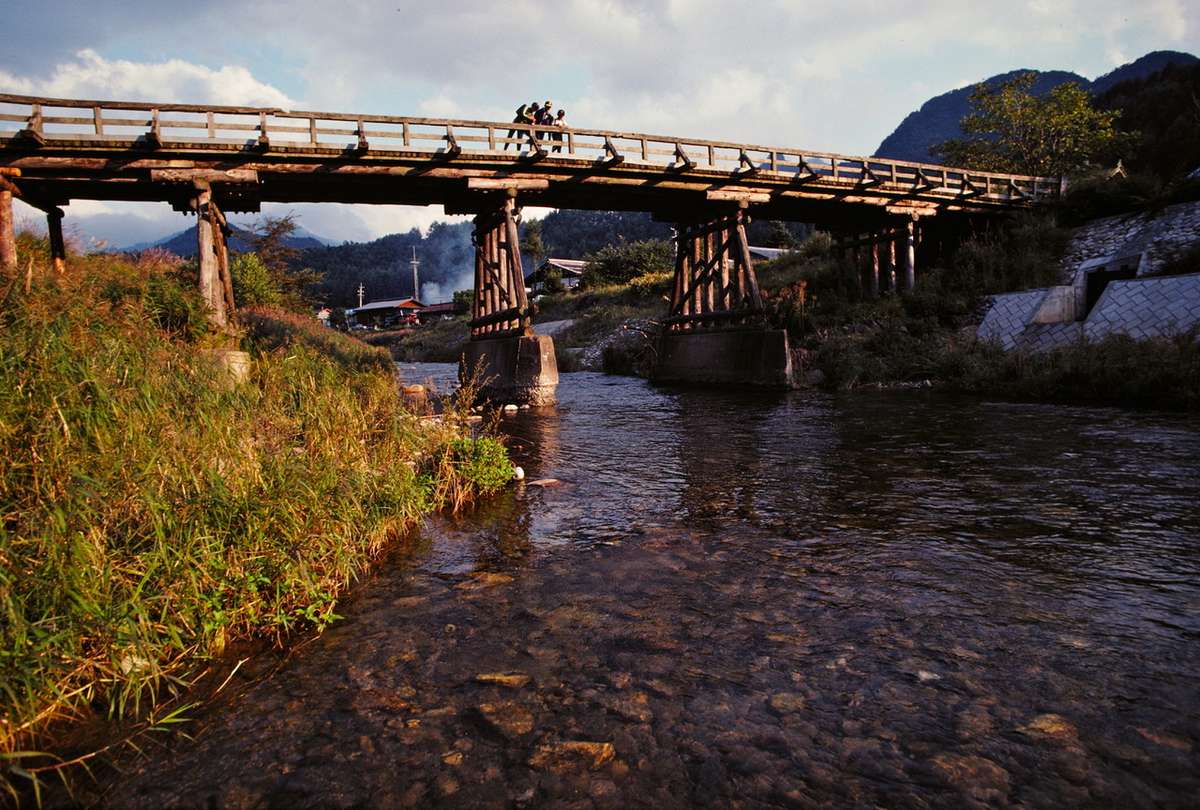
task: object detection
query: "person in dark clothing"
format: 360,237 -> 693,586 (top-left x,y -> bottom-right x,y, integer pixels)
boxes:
505,101 -> 537,150
551,109 -> 567,153
536,101 -> 554,126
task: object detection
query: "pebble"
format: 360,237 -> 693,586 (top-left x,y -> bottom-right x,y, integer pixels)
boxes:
503,404 -> 519,413
767,693 -> 806,715
1016,713 -> 1078,741
529,741 -> 617,771
475,701 -> 535,738
475,672 -> 532,689
513,465 -> 525,481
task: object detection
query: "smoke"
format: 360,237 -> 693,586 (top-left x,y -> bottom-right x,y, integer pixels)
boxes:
419,275 -> 472,304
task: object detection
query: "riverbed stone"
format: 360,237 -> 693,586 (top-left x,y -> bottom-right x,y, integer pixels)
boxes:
530,741 -> 617,772
1017,713 -> 1079,742
930,753 -> 1011,803
767,692 -> 806,715
475,672 -> 532,688
474,701 -> 535,738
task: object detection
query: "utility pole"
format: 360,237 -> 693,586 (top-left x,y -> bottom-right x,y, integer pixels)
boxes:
410,247 -> 420,301
357,283 -> 364,308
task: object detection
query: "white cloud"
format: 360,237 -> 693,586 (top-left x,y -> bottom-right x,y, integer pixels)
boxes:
0,49 -> 296,107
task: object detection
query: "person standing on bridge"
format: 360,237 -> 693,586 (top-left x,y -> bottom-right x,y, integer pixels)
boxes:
536,101 -> 554,127
505,101 -> 537,150
551,109 -> 567,153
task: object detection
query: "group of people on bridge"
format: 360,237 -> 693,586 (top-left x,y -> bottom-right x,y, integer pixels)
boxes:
506,100 -> 567,152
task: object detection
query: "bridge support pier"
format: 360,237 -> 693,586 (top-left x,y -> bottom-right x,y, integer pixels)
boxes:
0,189 -> 15,272
192,184 -> 236,329
651,206 -> 794,389
460,192 -> 557,406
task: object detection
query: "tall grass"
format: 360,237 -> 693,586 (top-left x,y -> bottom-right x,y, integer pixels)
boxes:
0,242 -> 512,798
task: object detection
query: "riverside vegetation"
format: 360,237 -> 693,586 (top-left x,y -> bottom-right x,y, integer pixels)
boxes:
0,234 -> 514,800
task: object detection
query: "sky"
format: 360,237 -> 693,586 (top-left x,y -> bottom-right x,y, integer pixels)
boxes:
3,0 -> 1197,248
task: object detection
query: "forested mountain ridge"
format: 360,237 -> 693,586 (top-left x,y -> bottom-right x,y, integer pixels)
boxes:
875,50 -> 1198,164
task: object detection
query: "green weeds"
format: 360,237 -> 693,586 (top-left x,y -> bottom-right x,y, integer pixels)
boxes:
0,243 -> 513,798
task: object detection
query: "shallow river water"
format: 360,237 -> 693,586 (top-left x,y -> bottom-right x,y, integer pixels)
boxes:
102,366 -> 1200,808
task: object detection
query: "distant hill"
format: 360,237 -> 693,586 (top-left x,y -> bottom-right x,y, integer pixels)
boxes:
875,50 -> 1199,164
123,224 -> 331,255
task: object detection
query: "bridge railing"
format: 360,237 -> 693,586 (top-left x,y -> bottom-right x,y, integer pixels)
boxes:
0,94 -> 1059,204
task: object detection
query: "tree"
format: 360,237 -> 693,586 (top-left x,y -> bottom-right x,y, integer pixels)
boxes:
230,252 -> 282,307
247,213 -> 323,308
933,72 -> 1125,176
520,219 -> 546,268
581,240 -> 675,288
452,288 -> 474,313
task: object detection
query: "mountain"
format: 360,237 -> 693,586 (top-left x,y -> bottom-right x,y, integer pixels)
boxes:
875,50 -> 1199,164
123,224 -> 331,255
303,221 -> 476,308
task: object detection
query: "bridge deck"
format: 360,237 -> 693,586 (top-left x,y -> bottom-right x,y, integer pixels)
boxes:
0,94 -> 1057,226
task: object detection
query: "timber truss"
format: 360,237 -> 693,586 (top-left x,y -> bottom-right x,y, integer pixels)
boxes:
666,208 -> 764,332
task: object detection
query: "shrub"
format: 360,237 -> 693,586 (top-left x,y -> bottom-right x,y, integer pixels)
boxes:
581,240 -> 674,288
231,251 -> 283,307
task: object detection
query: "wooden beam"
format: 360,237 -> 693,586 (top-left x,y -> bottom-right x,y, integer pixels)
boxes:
46,207 -> 66,274
467,178 -> 550,191
194,187 -> 227,327
904,219 -> 916,290
0,189 -> 15,270
706,190 -> 769,204
150,169 -> 259,184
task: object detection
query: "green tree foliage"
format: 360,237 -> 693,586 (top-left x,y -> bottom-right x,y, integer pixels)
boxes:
934,72 -> 1125,176
539,264 -> 566,294
581,240 -> 675,288
452,289 -> 474,312
246,214 -> 323,308
230,252 -> 283,308
520,219 -> 546,268
1096,61 -> 1200,182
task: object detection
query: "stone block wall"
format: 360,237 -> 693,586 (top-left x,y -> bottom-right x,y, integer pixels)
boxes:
1083,272 -> 1200,341
976,289 -> 1048,350
1061,200 -> 1200,279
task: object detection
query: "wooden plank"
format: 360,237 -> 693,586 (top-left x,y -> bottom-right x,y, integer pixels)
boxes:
467,178 -> 550,191
706,190 -> 770,203
150,168 -> 259,183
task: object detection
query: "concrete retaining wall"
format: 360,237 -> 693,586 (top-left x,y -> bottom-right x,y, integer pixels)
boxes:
652,328 -> 794,388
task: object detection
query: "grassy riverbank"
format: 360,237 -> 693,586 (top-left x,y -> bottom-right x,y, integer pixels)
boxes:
0,237 -> 513,797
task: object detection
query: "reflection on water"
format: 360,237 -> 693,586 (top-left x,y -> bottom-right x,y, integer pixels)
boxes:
104,367 -> 1200,808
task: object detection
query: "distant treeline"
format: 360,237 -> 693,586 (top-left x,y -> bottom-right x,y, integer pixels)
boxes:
299,212 -> 812,308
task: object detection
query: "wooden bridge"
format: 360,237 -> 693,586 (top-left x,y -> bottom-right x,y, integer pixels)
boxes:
0,94 -> 1058,395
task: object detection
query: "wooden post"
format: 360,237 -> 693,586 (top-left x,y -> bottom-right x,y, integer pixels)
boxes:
905,219 -> 917,291
887,231 -> 898,293
194,184 -> 227,327
0,189 -> 15,271
212,204 -> 236,317
869,236 -> 881,298
47,208 -> 66,275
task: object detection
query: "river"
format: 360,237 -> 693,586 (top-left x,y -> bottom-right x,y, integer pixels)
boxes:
100,366 -> 1200,808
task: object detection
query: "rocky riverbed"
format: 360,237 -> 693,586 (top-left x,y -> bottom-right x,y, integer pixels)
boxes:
87,368 -> 1200,808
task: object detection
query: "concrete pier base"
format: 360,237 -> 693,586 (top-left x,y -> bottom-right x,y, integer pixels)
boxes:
461,334 -> 559,406
652,328 -> 795,389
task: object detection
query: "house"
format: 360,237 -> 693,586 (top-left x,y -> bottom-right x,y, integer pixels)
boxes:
747,246 -> 793,264
528,258 -> 587,295
417,301 -> 460,322
347,297 -> 424,329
